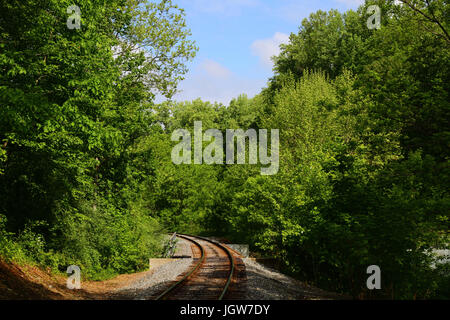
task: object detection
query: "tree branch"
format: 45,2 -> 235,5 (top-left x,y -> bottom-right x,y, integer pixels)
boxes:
399,0 -> 450,43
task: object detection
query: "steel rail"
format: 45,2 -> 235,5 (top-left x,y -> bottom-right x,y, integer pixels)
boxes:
186,234 -> 235,300
155,234 -> 235,300
155,234 -> 205,300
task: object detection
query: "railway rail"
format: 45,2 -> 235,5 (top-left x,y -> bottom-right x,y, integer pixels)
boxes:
155,234 -> 243,300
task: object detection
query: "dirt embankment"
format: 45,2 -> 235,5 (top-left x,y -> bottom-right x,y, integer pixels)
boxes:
0,259 -> 152,300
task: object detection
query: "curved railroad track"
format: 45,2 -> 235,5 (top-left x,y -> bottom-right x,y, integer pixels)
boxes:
155,234 -> 245,300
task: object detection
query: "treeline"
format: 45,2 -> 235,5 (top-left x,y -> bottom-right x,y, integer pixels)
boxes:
0,0 -> 448,299
148,1 -> 449,299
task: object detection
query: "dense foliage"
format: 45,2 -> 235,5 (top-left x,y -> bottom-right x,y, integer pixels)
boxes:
1,0 -> 448,298
0,0 -> 196,279
144,0 -> 449,299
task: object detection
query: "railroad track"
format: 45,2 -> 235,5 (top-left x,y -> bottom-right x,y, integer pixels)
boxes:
155,234 -> 245,300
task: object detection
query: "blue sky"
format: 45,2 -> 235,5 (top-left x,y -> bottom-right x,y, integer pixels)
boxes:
167,0 -> 364,104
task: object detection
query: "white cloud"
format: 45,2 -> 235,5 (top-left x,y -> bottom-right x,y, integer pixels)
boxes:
251,32 -> 290,69
200,59 -> 232,78
333,0 -> 364,7
168,59 -> 265,104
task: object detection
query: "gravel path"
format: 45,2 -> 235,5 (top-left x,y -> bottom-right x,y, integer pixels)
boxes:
243,258 -> 349,300
112,238 -> 194,300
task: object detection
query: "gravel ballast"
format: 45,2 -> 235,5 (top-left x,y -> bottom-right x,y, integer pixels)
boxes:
113,238 -> 194,300
243,258 -> 349,300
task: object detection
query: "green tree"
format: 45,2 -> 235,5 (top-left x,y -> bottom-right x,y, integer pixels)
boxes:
0,0 -> 197,278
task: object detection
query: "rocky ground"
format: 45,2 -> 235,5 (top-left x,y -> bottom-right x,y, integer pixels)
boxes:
0,238 -> 348,300
243,258 -> 349,300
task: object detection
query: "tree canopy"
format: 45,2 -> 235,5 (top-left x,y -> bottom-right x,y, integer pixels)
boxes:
1,0 -> 448,298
